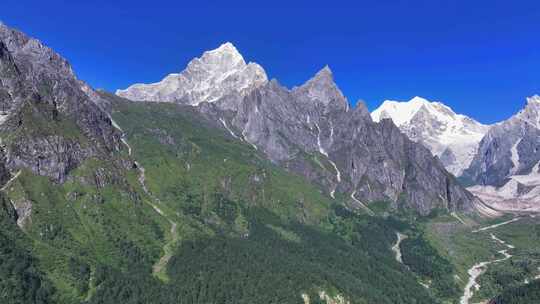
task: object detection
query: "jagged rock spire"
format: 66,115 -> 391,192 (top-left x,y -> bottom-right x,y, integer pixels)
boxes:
292,65 -> 348,110
116,42 -> 268,106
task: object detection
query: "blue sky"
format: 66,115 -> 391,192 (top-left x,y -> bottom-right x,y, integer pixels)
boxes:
2,0 -> 539,123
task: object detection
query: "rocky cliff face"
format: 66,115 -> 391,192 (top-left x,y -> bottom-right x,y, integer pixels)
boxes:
465,96 -> 540,186
227,73 -> 479,214
0,24 -> 121,182
464,96 -> 540,212
117,45 -> 482,215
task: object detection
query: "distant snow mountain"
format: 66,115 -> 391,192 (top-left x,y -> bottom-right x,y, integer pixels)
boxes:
116,42 -> 268,108
371,97 -> 490,176
465,95 -> 540,212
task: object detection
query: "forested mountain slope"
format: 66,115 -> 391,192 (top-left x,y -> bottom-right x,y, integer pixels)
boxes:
0,23 -> 517,304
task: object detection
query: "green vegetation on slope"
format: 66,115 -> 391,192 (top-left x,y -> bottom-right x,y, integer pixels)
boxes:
0,95 -> 455,304
401,235 -> 460,300
89,207 -> 437,304
491,280 -> 540,304
0,196 -> 54,304
472,216 -> 540,302
420,213 -> 540,304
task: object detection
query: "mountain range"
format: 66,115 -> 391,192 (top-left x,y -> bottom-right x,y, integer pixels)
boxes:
117,42 -> 484,216
372,95 -> 540,213
371,96 -> 490,177
0,22 -> 538,304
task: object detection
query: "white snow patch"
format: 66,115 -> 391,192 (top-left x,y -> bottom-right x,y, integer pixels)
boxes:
350,190 -> 374,216
117,42 -> 268,106
241,127 -> 258,150
468,181 -> 540,213
219,118 -> 240,139
0,113 -> 10,125
109,116 -> 123,132
121,138 -> 132,156
314,122 -> 328,157
371,97 -> 429,127
511,161 -> 540,186
328,160 -> 341,182
314,122 -> 341,197
510,139 -> 521,174
473,201 -> 503,218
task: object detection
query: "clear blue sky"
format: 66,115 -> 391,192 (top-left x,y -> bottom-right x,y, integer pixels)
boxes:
2,0 -> 539,123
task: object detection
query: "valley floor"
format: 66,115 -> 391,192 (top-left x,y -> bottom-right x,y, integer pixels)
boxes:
424,213 -> 540,304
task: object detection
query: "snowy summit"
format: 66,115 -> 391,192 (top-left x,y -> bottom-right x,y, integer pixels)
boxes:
116,42 -> 268,107
372,96 -> 490,176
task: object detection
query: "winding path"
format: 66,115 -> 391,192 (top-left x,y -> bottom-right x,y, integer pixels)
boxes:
350,191 -> 374,216
0,170 -> 21,191
113,118 -> 179,278
460,220 -> 518,304
391,232 -> 407,264
451,212 -> 467,225
472,217 -> 520,233
152,220 -> 178,276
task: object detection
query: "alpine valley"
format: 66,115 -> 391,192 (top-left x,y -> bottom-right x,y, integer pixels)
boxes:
1,23 -> 539,304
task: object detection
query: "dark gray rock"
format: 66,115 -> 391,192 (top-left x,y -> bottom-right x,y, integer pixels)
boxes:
112,42 -> 481,215
0,24 -> 122,182
200,67 -> 480,215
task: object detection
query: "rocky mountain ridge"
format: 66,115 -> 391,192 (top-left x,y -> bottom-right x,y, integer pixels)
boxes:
465,95 -> 540,212
371,93 -> 540,212
116,42 -> 268,110
0,24 -> 122,183
117,43 -> 485,216
372,96 -> 490,176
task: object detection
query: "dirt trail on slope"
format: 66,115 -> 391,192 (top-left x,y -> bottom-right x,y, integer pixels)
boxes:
152,219 -> 178,276
472,217 -> 520,233
0,170 -> 21,191
114,120 -> 180,278
391,232 -> 408,264
350,191 -> 374,215
460,219 -> 519,304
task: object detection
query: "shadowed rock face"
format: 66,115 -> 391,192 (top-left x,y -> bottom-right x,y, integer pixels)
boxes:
463,96 -> 540,211
197,67 -> 480,215
464,96 -> 540,186
0,24 -> 121,182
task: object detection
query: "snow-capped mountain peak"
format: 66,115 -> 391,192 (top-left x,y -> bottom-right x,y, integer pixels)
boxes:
371,97 -> 490,176
116,42 -> 268,106
513,94 -> 540,129
372,96 -> 430,126
466,95 -> 540,212
527,94 -> 540,104
188,42 -> 245,71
